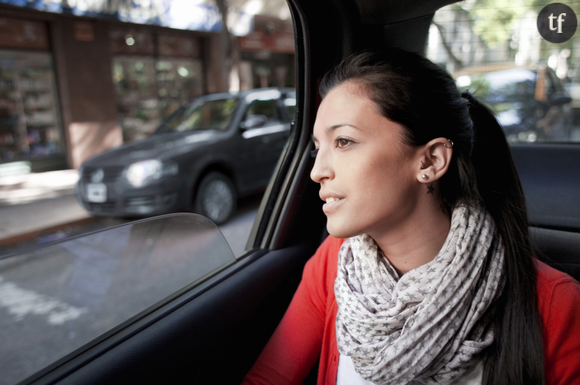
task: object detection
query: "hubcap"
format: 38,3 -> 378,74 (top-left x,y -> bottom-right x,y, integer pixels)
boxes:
202,179 -> 233,223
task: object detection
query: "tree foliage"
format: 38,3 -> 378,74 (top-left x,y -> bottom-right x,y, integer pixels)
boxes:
466,0 -> 534,47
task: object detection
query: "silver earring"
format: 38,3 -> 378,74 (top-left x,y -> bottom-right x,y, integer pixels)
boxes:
443,139 -> 454,148
422,174 -> 428,180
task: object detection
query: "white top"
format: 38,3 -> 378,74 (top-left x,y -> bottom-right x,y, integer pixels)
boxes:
337,354 -> 483,385
337,354 -> 375,385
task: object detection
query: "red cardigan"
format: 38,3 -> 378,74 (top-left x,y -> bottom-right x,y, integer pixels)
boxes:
243,236 -> 580,385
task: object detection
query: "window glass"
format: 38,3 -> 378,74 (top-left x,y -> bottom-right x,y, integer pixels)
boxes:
428,1 -> 580,143
0,214 -> 234,385
285,93 -> 297,119
246,99 -> 281,125
158,98 -> 238,133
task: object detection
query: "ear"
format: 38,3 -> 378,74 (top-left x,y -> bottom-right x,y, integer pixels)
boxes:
415,138 -> 453,183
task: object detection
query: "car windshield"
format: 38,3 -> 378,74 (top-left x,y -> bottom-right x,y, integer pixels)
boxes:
0,214 -> 234,385
156,98 -> 239,134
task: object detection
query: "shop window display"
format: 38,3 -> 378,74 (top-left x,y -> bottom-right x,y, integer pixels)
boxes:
0,50 -> 63,162
112,57 -> 158,143
113,56 -> 203,143
240,51 -> 294,90
156,59 -> 204,120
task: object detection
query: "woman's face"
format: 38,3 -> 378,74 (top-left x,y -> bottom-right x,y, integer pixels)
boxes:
311,82 -> 423,239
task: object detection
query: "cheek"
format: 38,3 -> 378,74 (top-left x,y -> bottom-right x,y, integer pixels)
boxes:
357,158 -> 414,202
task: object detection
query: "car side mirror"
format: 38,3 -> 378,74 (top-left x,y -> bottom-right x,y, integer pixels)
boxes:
548,92 -> 572,106
240,114 -> 268,130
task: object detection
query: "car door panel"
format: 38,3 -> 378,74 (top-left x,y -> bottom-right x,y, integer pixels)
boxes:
25,243 -> 315,385
511,144 -> 580,231
234,96 -> 291,194
510,144 -> 580,281
239,123 -> 291,190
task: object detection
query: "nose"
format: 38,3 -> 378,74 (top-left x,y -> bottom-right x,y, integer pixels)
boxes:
310,146 -> 332,183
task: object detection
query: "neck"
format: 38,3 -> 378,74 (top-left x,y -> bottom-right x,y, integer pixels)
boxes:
369,199 -> 451,276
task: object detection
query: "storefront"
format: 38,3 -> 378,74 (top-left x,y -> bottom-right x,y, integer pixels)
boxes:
0,16 -> 67,171
238,16 -> 295,90
0,10 -> 213,170
0,1 -> 292,171
110,27 -> 205,142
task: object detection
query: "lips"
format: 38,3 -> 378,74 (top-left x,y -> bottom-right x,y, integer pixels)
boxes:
320,193 -> 345,213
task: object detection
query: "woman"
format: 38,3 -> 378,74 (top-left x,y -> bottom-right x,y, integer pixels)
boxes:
242,50 -> 580,384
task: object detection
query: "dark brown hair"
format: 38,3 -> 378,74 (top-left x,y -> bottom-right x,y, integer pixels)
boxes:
320,50 -> 544,385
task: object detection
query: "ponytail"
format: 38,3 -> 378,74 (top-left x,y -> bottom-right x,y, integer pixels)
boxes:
463,92 -> 545,385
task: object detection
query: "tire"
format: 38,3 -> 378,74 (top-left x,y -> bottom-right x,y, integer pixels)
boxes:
194,172 -> 237,225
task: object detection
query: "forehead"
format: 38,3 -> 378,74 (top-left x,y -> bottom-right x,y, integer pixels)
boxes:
313,82 -> 384,137
320,82 -> 375,112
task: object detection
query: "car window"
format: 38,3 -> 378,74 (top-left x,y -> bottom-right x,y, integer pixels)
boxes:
158,98 -> 238,133
428,1 -> 580,143
285,93 -> 297,119
0,214 -> 234,385
456,68 -> 537,102
245,99 -> 281,126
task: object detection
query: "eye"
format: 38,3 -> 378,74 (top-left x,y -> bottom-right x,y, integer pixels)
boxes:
310,148 -> 319,158
336,138 -> 351,148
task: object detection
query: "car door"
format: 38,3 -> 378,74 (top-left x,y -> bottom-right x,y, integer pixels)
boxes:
6,0 -> 580,384
233,91 -> 292,194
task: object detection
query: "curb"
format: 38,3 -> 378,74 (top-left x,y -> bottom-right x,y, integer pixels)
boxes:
0,216 -> 99,248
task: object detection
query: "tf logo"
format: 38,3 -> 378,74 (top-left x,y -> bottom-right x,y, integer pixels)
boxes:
537,3 -> 577,43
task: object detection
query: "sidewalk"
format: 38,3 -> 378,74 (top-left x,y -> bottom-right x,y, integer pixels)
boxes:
0,170 -> 93,246
0,170 -> 260,257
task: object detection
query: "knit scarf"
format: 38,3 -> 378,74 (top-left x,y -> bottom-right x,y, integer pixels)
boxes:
334,204 -> 505,384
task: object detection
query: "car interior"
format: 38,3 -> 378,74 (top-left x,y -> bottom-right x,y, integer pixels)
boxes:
20,0 -> 580,384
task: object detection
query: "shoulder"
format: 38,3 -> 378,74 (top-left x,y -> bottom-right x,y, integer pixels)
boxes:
534,260 -> 580,384
535,259 -> 580,319
306,236 -> 346,271
535,259 -> 580,304
303,236 -> 347,295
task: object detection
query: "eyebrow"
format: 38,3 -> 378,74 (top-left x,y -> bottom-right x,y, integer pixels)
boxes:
311,123 -> 359,143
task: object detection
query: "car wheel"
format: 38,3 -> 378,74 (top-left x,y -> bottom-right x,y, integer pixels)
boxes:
194,172 -> 237,225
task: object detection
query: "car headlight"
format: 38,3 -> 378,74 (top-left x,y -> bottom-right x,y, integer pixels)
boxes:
125,160 -> 178,188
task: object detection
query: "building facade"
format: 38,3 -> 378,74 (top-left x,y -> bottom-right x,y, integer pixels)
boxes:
0,2 -> 294,172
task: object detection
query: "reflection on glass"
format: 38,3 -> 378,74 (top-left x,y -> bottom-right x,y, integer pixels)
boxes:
0,213 -> 234,385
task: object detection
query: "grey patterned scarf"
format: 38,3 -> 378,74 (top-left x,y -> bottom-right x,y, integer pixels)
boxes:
335,204 -> 505,384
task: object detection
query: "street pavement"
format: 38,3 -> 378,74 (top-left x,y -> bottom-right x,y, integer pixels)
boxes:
0,170 -> 260,385
0,170 -> 90,245
0,169 -> 260,256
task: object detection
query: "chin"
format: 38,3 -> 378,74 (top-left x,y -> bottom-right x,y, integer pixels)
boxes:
326,222 -> 356,239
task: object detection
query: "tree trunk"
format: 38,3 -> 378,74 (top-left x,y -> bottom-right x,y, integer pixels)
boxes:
432,21 -> 463,70
215,0 -> 239,91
